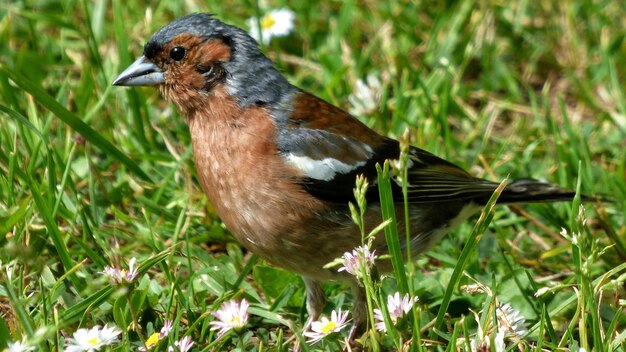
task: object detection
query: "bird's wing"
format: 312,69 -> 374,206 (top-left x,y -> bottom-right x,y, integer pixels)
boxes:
277,89 -> 394,203
278,127 -> 398,203
279,89 -> 501,204
403,147 -> 501,203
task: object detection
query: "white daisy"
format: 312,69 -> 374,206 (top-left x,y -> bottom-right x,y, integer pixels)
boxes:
167,336 -> 194,352
303,309 -> 350,344
496,303 -> 527,338
5,339 -> 35,352
247,8 -> 295,44
209,299 -> 249,338
100,257 -> 139,284
159,319 -> 173,338
348,73 -> 383,116
373,292 -> 418,332
338,245 -> 377,280
64,324 -> 121,352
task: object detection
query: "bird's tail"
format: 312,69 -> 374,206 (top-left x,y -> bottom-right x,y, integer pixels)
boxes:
497,178 -> 582,204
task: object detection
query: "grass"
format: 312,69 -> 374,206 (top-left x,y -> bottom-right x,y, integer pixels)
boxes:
1,0 -> 625,351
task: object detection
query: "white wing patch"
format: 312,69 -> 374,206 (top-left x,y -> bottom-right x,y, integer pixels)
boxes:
285,154 -> 366,181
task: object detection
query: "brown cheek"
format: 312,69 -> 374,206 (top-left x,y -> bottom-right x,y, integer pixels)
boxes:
177,68 -> 206,90
160,67 -> 207,113
195,39 -> 232,63
167,38 -> 232,90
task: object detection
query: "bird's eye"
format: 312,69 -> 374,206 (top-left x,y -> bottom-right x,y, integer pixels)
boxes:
169,46 -> 186,61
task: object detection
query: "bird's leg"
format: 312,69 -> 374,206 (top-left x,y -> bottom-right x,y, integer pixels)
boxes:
348,281 -> 367,341
303,277 -> 326,331
294,278 -> 326,352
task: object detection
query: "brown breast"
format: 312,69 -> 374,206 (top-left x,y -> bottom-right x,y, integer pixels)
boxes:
187,89 -> 338,270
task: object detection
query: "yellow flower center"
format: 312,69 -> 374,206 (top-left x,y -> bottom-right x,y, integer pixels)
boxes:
261,15 -> 275,30
230,316 -> 241,325
145,332 -> 160,349
320,321 -> 337,334
87,337 -> 100,346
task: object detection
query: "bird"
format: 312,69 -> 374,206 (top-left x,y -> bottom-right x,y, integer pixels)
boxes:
113,13 -> 582,342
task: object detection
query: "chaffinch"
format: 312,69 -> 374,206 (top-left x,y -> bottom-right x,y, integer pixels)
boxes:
114,13 -> 579,341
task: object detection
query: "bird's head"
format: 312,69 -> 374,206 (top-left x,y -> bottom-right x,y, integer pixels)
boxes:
114,13 -> 293,114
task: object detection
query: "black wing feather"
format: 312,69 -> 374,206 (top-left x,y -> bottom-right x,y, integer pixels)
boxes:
288,133 -> 574,205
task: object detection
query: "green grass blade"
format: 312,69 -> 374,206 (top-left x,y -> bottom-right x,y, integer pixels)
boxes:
0,66 -> 153,182
26,174 -> 82,289
60,286 -> 115,325
376,161 -> 409,295
431,179 -> 507,338
2,277 -> 36,338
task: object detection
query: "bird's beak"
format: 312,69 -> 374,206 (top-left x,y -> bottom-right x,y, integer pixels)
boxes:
113,56 -> 165,86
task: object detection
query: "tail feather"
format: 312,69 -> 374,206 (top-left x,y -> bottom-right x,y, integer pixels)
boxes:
497,178 -> 580,204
